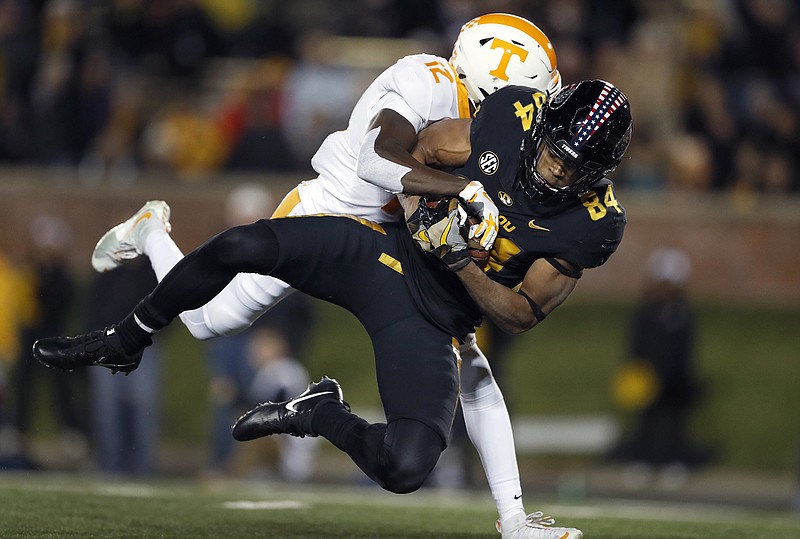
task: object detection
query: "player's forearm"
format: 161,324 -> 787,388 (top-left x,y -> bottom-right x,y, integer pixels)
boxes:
362,139 -> 471,195
374,133 -> 470,195
454,264 -> 537,334
357,131 -> 469,196
357,110 -> 471,196
401,165 -> 470,196
404,117 -> 473,195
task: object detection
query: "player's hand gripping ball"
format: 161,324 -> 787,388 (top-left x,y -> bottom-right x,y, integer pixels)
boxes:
466,214 -> 490,267
408,197 -> 490,271
458,180 -> 499,251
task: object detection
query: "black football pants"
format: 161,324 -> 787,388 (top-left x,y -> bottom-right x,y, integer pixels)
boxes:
128,217 -> 459,493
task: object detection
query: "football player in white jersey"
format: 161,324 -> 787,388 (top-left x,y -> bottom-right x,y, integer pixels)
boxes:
90,13 -> 575,539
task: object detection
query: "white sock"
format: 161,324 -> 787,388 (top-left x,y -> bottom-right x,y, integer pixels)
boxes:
461,380 -> 525,523
142,229 -> 184,281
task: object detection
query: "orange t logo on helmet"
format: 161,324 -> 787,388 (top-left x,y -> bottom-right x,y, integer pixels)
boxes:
450,13 -> 561,107
487,38 -> 529,81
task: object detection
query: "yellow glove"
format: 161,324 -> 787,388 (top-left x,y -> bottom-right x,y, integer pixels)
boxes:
458,180 -> 499,251
407,197 -> 472,271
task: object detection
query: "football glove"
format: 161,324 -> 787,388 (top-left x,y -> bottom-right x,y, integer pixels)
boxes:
407,197 -> 472,271
458,180 -> 499,251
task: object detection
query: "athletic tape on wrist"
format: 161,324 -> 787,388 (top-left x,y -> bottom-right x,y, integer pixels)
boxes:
356,127 -> 412,194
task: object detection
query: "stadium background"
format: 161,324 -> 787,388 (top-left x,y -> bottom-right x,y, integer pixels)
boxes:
0,0 -> 798,512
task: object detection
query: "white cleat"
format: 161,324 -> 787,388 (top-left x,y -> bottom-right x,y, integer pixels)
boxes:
497,512 -> 583,539
91,200 -> 171,273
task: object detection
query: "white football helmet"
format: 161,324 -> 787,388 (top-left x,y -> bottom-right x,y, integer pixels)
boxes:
450,13 -> 561,106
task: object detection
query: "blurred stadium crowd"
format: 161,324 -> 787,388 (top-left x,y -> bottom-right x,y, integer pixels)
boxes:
0,0 -> 798,194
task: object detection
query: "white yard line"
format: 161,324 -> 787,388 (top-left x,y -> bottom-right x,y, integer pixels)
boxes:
223,500 -> 306,510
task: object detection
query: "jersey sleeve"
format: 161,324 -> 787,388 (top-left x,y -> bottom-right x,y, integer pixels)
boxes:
368,55 -> 459,133
558,182 -> 627,269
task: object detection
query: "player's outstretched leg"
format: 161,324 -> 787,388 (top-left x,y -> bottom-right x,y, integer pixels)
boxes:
92,200 -> 172,272
497,512 -> 583,539
32,326 -> 146,375
232,377 -> 347,440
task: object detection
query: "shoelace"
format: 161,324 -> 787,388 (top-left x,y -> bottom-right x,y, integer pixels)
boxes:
113,241 -> 144,260
496,511 -> 558,534
79,332 -> 109,360
524,512 -> 556,527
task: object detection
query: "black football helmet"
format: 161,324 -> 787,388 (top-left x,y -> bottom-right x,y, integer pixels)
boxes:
520,79 -> 632,201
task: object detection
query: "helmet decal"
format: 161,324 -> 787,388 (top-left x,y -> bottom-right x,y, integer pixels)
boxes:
486,38 -> 529,81
571,82 -> 626,152
550,85 -> 575,108
467,13 -> 557,69
450,13 -> 561,106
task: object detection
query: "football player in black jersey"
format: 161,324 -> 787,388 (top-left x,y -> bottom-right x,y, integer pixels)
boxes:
403,79 -> 629,338
33,80 -> 630,532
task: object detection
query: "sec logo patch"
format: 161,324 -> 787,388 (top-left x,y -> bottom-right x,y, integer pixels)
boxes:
478,151 -> 499,175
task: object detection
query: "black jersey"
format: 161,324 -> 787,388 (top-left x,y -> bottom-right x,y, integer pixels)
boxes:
395,221 -> 481,342
454,85 -> 626,289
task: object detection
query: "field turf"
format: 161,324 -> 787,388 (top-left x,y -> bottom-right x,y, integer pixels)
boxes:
1,473 -> 798,538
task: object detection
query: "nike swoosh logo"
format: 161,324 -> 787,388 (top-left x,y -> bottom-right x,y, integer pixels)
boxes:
528,219 -> 550,231
558,534 -> 569,539
513,494 -> 522,500
285,391 -> 335,412
133,211 -> 153,227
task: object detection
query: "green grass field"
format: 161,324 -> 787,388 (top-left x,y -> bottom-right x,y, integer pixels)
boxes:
0,473 -> 798,538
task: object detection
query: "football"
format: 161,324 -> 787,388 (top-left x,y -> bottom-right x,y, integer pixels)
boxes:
420,197 -> 490,266
467,215 -> 491,266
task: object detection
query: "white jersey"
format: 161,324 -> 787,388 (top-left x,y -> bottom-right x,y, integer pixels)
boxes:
177,54 -> 470,340
295,54 -> 471,223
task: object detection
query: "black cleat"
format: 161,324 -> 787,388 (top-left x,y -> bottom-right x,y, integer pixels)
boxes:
33,326 -> 143,375
232,376 -> 345,441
